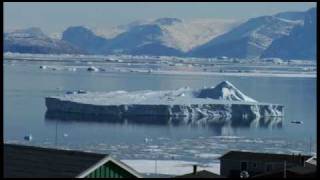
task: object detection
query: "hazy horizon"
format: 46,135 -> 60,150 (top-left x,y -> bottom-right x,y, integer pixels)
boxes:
4,2 -> 316,35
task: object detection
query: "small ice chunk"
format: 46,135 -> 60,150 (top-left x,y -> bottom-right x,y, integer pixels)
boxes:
77,90 -> 87,94
68,67 -> 77,71
66,91 -> 75,95
39,65 -> 47,69
87,66 -> 99,72
291,121 -> 303,124
24,135 -> 32,141
144,138 -> 152,143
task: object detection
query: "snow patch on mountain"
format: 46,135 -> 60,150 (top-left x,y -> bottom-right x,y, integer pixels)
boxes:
94,26 -> 127,39
189,16 -> 298,58
160,19 -> 239,52
93,19 -> 152,39
92,18 -> 239,52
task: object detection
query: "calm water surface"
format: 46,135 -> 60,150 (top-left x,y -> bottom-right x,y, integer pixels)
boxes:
4,61 -> 317,164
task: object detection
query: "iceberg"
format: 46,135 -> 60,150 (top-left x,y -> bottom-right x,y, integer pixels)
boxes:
45,81 -> 284,124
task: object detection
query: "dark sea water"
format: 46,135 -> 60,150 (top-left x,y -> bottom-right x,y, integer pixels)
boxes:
3,60 -> 317,164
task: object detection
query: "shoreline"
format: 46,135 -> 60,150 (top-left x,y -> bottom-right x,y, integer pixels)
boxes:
151,70 -> 316,78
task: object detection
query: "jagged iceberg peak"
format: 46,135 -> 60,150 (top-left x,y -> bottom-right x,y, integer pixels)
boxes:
196,81 -> 257,103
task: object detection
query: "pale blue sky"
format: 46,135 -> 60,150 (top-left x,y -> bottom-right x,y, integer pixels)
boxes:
4,2 -> 316,34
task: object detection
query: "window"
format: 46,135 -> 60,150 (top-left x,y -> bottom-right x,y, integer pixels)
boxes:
241,161 -> 248,171
252,162 -> 257,168
266,164 -> 273,172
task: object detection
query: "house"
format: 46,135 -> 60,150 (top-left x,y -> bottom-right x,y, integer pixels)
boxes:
219,151 -> 311,178
174,165 -> 225,178
4,144 -> 143,178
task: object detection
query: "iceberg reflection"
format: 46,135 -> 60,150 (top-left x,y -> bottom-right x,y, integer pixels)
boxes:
45,110 -> 282,129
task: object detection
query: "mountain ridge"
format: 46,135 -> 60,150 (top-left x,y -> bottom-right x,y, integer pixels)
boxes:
4,27 -> 85,54
3,8 -> 316,60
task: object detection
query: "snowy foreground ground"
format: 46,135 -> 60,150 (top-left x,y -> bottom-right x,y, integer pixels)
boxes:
121,159 -> 220,176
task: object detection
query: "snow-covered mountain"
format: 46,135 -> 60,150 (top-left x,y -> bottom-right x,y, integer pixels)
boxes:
63,18 -> 238,55
274,10 -> 307,22
62,19 -> 184,55
261,7 -> 316,60
4,7 -> 316,60
102,23 -> 183,55
4,27 -> 84,54
159,18 -> 239,52
189,15 -> 299,58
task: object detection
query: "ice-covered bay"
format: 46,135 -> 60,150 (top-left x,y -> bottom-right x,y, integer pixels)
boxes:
4,57 -> 316,176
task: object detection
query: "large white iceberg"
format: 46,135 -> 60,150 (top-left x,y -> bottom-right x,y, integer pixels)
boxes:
45,81 -> 284,124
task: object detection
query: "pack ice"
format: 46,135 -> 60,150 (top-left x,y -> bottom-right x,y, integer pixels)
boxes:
45,81 -> 284,123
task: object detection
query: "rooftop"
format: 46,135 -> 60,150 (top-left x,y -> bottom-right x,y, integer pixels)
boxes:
174,170 -> 225,178
219,151 -> 311,162
4,143 -> 107,178
305,156 -> 317,166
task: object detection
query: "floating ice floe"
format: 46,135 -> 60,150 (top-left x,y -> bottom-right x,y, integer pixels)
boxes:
65,90 -> 87,95
290,121 -> 303,124
45,81 -> 284,125
87,66 -> 99,72
66,91 -> 76,95
39,65 -> 47,69
77,90 -> 87,94
24,134 -> 32,141
67,67 -> 77,71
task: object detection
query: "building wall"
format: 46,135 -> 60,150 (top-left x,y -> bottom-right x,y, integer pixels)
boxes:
221,159 -> 302,178
86,161 -> 137,178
